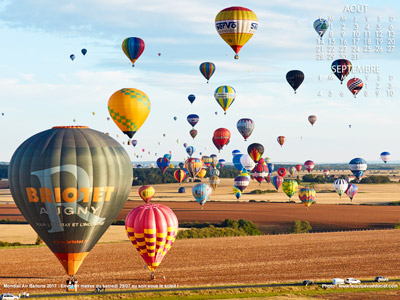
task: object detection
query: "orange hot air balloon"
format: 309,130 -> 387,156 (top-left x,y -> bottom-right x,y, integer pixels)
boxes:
125,204 -> 178,273
277,136 -> 286,147
138,185 -> 155,203
174,169 -> 186,184
213,128 -> 231,152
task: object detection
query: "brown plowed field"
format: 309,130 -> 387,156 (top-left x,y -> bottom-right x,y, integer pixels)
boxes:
0,230 -> 400,294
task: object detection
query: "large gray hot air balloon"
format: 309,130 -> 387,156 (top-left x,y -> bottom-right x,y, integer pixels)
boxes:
8,126 -> 132,276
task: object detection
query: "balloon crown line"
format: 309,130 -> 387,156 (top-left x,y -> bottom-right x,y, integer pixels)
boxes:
52,126 -> 89,129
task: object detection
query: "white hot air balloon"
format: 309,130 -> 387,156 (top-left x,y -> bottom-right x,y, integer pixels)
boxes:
240,154 -> 256,172
333,179 -> 348,198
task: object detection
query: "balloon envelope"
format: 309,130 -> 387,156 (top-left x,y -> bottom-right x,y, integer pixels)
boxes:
298,187 -> 316,207
313,18 -> 329,38
215,6 -> 258,59
192,183 -> 212,206
9,126 -> 132,275
331,59 -> 352,83
237,118 -> 255,141
199,62 -> 216,82
138,186 -> 155,203
214,86 -> 236,114
380,152 -> 391,164
286,70 -> 304,93
125,204 -> 178,271
122,37 -> 145,66
108,88 -> 151,139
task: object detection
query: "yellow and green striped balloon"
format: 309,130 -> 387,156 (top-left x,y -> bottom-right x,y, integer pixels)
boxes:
282,179 -> 298,199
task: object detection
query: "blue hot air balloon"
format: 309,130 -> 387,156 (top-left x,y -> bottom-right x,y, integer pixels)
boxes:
178,162 -> 184,168
232,154 -> 244,172
232,149 -> 241,156
178,187 -> 186,193
187,114 -> 200,128
188,94 -> 196,104
267,163 -> 274,174
192,183 -> 212,207
349,158 -> 367,179
186,146 -> 195,157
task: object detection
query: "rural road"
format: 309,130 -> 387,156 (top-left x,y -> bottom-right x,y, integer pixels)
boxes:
26,280 -> 400,298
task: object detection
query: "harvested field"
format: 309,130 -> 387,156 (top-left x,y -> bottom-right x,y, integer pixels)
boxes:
0,230 -> 400,294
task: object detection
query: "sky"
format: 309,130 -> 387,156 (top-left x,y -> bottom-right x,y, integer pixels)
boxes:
0,0 -> 400,164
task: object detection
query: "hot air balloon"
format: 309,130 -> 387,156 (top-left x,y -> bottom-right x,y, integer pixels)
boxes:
265,173 -> 272,183
234,175 -> 250,192
138,186 -> 155,203
173,116 -> 177,121
215,6 -> 258,59
380,152 -> 391,164
333,179 -> 348,198
122,37 -> 145,67
237,118 -> 255,141
295,164 -> 302,172
298,187 -> 316,208
186,146 -> 195,157
232,154 -> 244,171
251,159 -> 268,184
347,78 -> 363,98
210,168 -> 220,176
264,157 -> 271,164
289,166 -> 296,177
199,62 -> 216,83
132,140 -> 138,147
233,186 -> 242,199
163,153 -> 171,161
323,169 -> 330,176
192,183 -> 212,207
232,150 -> 241,156
108,88 -> 150,139
346,184 -> 358,202
313,18 -> 329,38
125,204 -> 178,273
308,115 -> 317,126
349,158 -> 367,179
331,59 -> 352,84
178,187 -> 186,193
210,154 -> 219,169
240,154 -> 256,172
218,159 -> 226,168
183,143 -> 188,148
70,54 -> 75,61
247,143 -> 264,163
304,160 -> 315,172
9,126 -> 132,276
214,86 -> 236,114
277,136 -> 286,147
188,94 -> 196,104
178,162 -> 184,169
271,176 -> 283,191
190,129 -> 198,140
156,157 -> 170,174
209,175 -> 220,190
81,48 -> 87,55
282,180 -> 298,200
213,128 -> 231,151
277,167 -> 286,177
202,156 -> 212,168
286,70 -> 304,94
174,170 -> 186,184
185,158 -> 204,178
197,168 -> 207,179
267,163 -> 274,174
187,114 -> 200,128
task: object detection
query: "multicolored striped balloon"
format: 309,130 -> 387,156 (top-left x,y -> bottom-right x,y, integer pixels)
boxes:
298,187 -> 316,208
233,185 -> 242,199
199,62 -> 215,83
185,158 -> 204,178
289,166 -> 296,176
277,136 -> 286,147
125,204 -> 178,272
215,6 -> 258,59
174,169 -> 186,184
122,37 -> 145,67
271,176 -> 283,191
214,86 -> 236,114
346,184 -> 358,202
331,59 -> 352,84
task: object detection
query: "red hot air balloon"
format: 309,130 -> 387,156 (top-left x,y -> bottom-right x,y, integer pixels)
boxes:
304,160 -> 315,172
277,136 -> 286,147
295,164 -> 302,172
174,169 -> 186,184
190,129 -> 198,139
213,128 -> 231,152
125,204 -> 178,274
347,78 -> 363,98
277,167 -> 286,177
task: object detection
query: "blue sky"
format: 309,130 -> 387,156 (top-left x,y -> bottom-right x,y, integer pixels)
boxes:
0,0 -> 400,164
